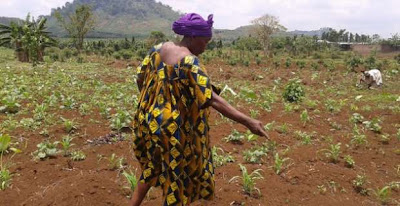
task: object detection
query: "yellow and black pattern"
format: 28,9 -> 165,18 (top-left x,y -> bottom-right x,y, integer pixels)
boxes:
133,43 -> 215,205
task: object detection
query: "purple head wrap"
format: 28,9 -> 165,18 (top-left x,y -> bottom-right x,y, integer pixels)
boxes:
172,13 -> 214,37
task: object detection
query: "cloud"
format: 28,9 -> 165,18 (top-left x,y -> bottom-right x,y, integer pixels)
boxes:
0,0 -> 398,38
0,0 -> 72,18
158,0 -> 399,38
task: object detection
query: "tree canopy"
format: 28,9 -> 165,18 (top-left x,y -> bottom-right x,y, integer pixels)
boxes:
55,5 -> 96,52
251,14 -> 286,53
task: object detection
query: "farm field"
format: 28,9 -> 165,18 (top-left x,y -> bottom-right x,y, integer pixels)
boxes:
0,46 -> 399,206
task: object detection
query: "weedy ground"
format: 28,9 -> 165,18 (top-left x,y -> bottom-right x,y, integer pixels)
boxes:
0,47 -> 399,206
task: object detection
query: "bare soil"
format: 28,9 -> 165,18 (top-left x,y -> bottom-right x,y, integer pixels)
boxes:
1,53 -> 399,206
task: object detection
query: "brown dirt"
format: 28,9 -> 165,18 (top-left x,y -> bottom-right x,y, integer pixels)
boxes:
352,44 -> 400,58
1,53 -> 399,206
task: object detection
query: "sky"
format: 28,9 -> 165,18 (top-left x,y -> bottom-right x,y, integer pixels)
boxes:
0,0 -> 398,38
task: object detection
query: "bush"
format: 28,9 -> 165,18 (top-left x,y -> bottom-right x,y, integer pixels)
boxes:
105,47 -> 114,56
273,58 -> 280,68
61,48 -> 72,59
283,78 -> 305,103
310,61 -> 319,70
285,57 -> 292,68
227,58 -> 238,66
256,57 -> 262,65
84,49 -> 92,56
99,49 -> 106,56
312,52 -> 322,59
202,54 -> 210,64
45,47 -> 57,55
113,52 -> 121,60
71,49 -> 79,57
242,59 -> 250,67
296,60 -> 306,69
120,49 -> 134,60
49,52 -> 59,61
323,60 -> 335,71
77,55 -> 84,63
364,55 -> 377,70
346,55 -> 363,71
394,54 -> 400,64
136,48 -> 148,59
331,52 -> 341,59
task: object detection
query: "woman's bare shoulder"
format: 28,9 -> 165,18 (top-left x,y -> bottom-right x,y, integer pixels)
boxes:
160,42 -> 192,65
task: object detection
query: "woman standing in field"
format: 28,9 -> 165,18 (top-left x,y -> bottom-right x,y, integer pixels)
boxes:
131,13 -> 268,206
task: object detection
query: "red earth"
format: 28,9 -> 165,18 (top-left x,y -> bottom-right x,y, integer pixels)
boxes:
0,51 -> 399,206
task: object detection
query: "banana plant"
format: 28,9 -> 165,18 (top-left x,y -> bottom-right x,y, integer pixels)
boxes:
0,22 -> 26,62
0,14 -> 56,65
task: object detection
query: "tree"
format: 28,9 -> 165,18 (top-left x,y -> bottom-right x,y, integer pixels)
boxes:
0,21 -> 26,61
234,36 -> 261,59
0,14 -> 56,64
372,34 -> 380,43
355,33 -> 360,42
217,39 -> 223,49
24,17 -> 57,64
251,14 -> 286,54
146,31 -> 166,48
55,5 -> 96,52
388,33 -> 399,47
342,32 -> 349,42
360,34 -> 368,43
338,29 -> 346,42
206,39 -> 217,50
321,32 -> 327,40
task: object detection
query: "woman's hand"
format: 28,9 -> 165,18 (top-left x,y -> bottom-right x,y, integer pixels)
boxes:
246,119 -> 269,138
209,92 -> 269,139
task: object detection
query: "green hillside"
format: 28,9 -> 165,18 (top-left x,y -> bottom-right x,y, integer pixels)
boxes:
214,25 -> 254,41
0,17 -> 24,25
44,0 -> 181,38
1,0 -> 330,40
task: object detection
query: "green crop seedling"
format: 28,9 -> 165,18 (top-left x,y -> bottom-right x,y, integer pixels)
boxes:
229,164 -> 264,196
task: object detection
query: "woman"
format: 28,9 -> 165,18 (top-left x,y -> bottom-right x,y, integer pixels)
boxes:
359,68 -> 382,89
131,13 -> 268,206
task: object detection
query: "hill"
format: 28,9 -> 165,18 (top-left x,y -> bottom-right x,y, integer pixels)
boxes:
0,17 -> 24,25
214,25 -> 254,41
214,26 -> 331,41
43,0 -> 181,38
1,1 -> 331,40
288,27 -> 331,37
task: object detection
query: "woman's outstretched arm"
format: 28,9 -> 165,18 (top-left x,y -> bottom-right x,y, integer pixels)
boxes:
209,91 -> 268,137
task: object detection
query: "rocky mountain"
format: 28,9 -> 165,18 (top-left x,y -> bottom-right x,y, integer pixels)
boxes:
43,0 -> 181,38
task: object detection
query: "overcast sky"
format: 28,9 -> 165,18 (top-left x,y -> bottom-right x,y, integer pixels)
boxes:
0,0 -> 398,38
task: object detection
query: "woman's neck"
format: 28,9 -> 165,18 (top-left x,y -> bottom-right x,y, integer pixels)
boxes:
178,37 -> 193,53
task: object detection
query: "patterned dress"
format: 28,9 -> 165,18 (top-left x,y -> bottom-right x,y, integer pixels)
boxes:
132,43 -> 215,205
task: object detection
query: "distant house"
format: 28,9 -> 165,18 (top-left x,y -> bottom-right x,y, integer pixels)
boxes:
337,42 -> 353,51
317,40 -> 368,51
317,40 -> 331,44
